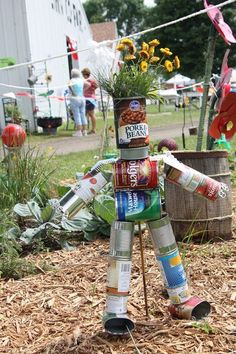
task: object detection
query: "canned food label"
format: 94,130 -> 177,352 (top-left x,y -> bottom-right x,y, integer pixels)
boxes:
114,158 -> 158,189
167,282 -> 190,304
166,166 -> 223,201
116,189 -> 161,221
157,249 -> 187,288
114,98 -> 149,149
106,295 -> 128,314
73,172 -> 107,203
107,260 -> 132,294
119,123 -> 148,144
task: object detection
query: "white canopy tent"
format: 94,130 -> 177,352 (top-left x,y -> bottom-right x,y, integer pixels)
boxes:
165,74 -> 195,87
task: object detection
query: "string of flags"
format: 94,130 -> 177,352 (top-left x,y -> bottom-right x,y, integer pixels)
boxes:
1,91 -> 66,101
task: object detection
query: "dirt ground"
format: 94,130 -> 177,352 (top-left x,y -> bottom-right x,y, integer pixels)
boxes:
0,192 -> 235,354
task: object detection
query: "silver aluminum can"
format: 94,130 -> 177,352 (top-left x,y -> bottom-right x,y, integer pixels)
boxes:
109,221 -> 134,258
120,147 -> 149,160
147,215 -> 177,255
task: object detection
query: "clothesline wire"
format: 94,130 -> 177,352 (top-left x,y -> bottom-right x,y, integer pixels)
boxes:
0,0 -> 235,76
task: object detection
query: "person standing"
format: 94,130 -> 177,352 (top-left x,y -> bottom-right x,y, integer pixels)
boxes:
68,68 -> 89,137
81,68 -> 98,134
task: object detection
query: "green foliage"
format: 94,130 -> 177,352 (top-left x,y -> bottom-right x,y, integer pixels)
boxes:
0,146 -> 55,210
143,0 -> 236,79
192,321 -> 216,334
0,211 -> 51,279
83,0 -> 148,36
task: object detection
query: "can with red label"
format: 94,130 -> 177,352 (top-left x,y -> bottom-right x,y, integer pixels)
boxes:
113,157 -> 158,190
168,296 -> 211,320
166,165 -> 229,201
113,97 -> 149,151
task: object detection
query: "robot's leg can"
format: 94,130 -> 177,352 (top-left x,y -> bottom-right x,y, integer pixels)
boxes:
147,215 -> 211,320
103,221 -> 135,335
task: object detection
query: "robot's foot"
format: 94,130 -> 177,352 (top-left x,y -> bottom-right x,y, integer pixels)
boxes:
168,296 -> 211,320
103,313 -> 134,335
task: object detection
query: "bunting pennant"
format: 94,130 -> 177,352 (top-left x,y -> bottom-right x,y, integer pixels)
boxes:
204,0 -> 236,45
16,91 -> 34,98
38,90 -> 54,97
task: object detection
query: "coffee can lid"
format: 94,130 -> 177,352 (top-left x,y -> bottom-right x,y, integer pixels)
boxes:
120,147 -> 149,160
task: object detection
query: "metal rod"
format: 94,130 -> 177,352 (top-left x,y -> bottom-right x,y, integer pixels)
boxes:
138,222 -> 149,318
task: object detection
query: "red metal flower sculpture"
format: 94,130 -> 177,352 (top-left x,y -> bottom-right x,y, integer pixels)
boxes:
204,0 -> 236,45
208,91 -> 236,140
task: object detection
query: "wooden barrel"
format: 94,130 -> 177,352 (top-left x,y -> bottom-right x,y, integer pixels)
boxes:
164,151 -> 232,242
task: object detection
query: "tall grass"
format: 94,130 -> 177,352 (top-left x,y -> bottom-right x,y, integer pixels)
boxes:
0,146 -> 55,210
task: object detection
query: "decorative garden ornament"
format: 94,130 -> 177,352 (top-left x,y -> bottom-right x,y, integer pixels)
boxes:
57,38 -> 230,336
1,123 -> 26,148
204,0 -> 236,45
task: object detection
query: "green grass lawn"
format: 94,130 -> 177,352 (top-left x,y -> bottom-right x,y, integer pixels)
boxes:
26,103 -> 200,144
50,133 -> 236,182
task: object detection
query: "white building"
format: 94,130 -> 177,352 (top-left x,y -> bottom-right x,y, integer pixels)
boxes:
0,0 -> 96,132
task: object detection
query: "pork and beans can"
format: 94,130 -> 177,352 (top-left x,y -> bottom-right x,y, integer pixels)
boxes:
115,189 -> 161,222
113,97 -> 149,149
113,158 -> 158,190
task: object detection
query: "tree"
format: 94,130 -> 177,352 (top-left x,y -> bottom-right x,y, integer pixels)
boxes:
83,0 -> 148,36
143,0 -> 236,79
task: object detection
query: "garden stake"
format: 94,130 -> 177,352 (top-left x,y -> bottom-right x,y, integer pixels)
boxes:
138,222 -> 149,318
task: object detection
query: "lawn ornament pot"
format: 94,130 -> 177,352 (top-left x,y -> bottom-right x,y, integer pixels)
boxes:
58,98 -> 230,336
1,123 -> 26,147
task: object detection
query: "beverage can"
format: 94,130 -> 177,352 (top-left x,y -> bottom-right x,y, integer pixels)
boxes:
113,157 -> 158,190
113,98 -> 149,149
115,189 -> 161,221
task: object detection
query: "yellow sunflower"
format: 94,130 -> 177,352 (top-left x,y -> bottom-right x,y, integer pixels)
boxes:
116,44 -> 125,51
141,42 -> 149,51
148,46 -> 155,56
124,54 -> 136,61
120,38 -> 133,45
139,50 -> 150,59
164,60 -> 173,72
173,55 -> 180,69
160,47 -> 173,56
140,60 -> 148,72
129,44 -> 137,55
149,56 -> 160,64
148,39 -> 160,47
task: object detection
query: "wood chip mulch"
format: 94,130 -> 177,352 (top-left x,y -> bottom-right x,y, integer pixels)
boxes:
0,194 -> 235,354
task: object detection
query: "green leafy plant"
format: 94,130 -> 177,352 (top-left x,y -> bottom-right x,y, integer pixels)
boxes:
192,321 -> 215,334
97,37 -> 180,99
0,211 -> 52,279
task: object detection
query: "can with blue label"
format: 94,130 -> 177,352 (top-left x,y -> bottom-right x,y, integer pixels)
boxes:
157,248 -> 187,288
113,97 -> 149,150
115,189 -> 161,222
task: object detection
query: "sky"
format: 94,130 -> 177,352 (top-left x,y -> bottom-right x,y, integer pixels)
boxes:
144,0 -> 155,7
